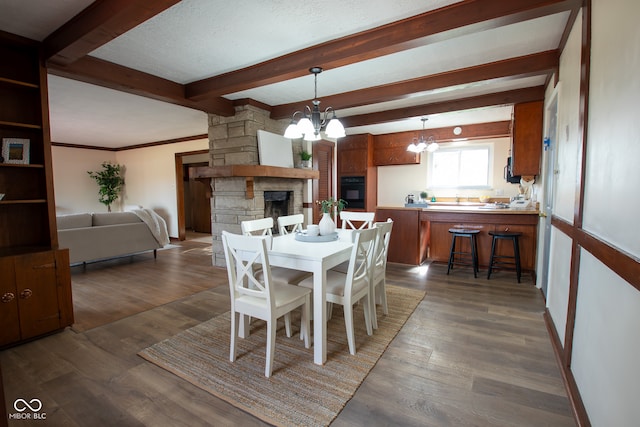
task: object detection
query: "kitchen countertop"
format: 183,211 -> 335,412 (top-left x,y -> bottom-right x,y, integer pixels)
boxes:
377,204 -> 539,215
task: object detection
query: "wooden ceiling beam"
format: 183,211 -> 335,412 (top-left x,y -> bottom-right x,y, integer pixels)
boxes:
43,0 -> 181,65
48,56 -> 235,116
341,86 -> 545,128
185,0 -> 580,100
270,51 -> 558,120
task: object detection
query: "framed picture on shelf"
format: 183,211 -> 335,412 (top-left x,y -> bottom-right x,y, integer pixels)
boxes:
2,138 -> 30,164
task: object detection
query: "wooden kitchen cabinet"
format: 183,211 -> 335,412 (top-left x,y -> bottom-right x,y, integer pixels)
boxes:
372,132 -> 420,166
422,210 -> 539,271
375,208 -> 427,265
337,134 -> 377,211
511,101 -> 543,176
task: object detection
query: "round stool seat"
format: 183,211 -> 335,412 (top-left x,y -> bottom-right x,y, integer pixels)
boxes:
447,228 -> 480,278
489,231 -> 522,237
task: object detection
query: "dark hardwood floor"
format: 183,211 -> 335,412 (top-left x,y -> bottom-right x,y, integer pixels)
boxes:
0,238 -> 575,426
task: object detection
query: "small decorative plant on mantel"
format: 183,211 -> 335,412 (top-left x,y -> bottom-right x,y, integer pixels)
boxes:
87,161 -> 125,212
299,150 -> 312,168
316,197 -> 347,235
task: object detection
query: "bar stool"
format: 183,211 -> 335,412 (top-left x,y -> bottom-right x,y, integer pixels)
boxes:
447,228 -> 480,278
487,231 -> 522,283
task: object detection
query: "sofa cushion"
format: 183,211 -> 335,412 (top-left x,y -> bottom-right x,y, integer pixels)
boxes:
57,213 -> 93,230
92,212 -> 142,226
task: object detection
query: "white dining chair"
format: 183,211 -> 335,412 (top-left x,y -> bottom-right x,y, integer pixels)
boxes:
340,211 -> 375,230
222,231 -> 311,377
371,219 -> 393,329
277,213 -> 304,235
298,227 -> 377,355
241,218 -> 311,285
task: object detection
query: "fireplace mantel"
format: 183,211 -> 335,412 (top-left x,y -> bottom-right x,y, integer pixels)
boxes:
190,165 -> 319,199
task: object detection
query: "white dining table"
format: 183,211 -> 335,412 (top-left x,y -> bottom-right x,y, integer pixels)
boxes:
269,229 -> 353,365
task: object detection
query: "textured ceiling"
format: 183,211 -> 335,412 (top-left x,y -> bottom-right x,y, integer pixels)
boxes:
0,0 -> 574,148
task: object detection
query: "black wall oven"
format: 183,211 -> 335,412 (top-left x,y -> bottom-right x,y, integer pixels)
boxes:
340,176 -> 365,209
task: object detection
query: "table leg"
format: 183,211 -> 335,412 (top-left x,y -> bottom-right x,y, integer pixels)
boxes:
313,265 -> 327,365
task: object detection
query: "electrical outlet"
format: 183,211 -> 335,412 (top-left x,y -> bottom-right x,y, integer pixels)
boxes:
495,189 -> 504,196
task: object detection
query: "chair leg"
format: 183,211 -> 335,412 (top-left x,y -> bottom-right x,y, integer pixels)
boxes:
301,296 -> 311,349
513,236 -> 522,283
284,313 -> 292,338
343,304 -> 356,355
379,280 -> 388,315
363,295 -> 373,336
447,235 -> 457,275
470,234 -> 478,278
230,312 -> 238,362
487,236 -> 497,279
265,318 -> 276,377
370,288 -> 379,330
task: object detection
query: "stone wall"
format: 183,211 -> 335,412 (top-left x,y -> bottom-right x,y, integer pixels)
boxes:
208,105 -> 306,267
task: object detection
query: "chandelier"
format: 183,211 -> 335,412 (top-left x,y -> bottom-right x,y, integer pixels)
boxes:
407,117 -> 439,153
283,67 -> 345,141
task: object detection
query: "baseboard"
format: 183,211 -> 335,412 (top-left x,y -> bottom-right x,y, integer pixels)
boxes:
543,309 -> 591,427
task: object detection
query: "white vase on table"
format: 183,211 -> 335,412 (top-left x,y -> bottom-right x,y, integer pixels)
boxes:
319,212 -> 336,235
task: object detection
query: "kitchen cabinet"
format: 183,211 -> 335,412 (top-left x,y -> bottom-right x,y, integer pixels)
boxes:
511,101 -> 543,176
375,207 -> 538,272
0,31 -> 73,347
375,208 -> 427,265
372,133 -> 420,166
337,134 -> 377,212
422,210 -> 538,271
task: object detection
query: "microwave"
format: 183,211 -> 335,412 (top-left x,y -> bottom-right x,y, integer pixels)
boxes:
504,157 -> 521,184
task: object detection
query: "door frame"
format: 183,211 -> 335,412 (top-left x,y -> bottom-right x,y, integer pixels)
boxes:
175,149 -> 209,241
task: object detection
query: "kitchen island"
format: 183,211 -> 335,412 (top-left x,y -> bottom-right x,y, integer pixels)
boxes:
375,204 -> 540,273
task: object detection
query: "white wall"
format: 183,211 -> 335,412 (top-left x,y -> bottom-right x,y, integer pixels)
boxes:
52,138 -> 209,237
545,1 -> 640,424
377,137 -> 519,206
52,146 -> 117,214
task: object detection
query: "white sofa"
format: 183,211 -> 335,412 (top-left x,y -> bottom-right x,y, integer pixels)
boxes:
57,210 -> 169,265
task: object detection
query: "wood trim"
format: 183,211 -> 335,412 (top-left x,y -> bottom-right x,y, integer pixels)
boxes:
544,310 -> 590,426
185,0 -> 579,99
271,51 -> 558,119
552,216 -> 640,292
341,86 -> 545,128
190,165 -> 319,180
51,133 -> 208,152
174,154 -> 185,241
44,0 -> 180,65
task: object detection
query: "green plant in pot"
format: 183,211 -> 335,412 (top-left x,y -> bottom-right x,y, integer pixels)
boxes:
87,161 -> 125,212
420,191 -> 428,201
300,150 -> 312,168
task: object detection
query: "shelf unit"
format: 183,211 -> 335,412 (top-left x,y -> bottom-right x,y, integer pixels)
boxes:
0,30 -> 73,348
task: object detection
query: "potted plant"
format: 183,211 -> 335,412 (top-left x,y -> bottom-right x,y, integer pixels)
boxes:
316,197 -> 347,235
420,191 -> 428,202
299,150 -> 312,168
87,161 -> 125,212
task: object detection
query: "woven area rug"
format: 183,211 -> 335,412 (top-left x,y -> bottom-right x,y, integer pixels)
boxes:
139,284 -> 425,427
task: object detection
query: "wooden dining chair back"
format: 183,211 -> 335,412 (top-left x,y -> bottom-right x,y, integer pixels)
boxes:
298,227 -> 377,355
241,217 -> 274,236
221,231 -> 311,377
340,211 -> 375,230
371,219 -> 394,329
277,214 -> 304,235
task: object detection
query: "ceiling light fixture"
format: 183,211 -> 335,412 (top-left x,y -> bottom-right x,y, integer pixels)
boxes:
407,117 -> 439,153
283,67 -> 345,141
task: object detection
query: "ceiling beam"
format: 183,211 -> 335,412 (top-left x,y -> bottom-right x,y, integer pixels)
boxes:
43,0 -> 181,65
270,51 -> 558,120
185,0 -> 580,100
47,56 -> 235,116
341,86 -> 545,128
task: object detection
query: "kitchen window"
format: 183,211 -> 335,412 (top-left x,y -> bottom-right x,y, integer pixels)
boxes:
429,144 -> 492,189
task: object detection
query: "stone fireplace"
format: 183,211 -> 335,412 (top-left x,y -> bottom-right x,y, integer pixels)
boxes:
202,105 -> 313,267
